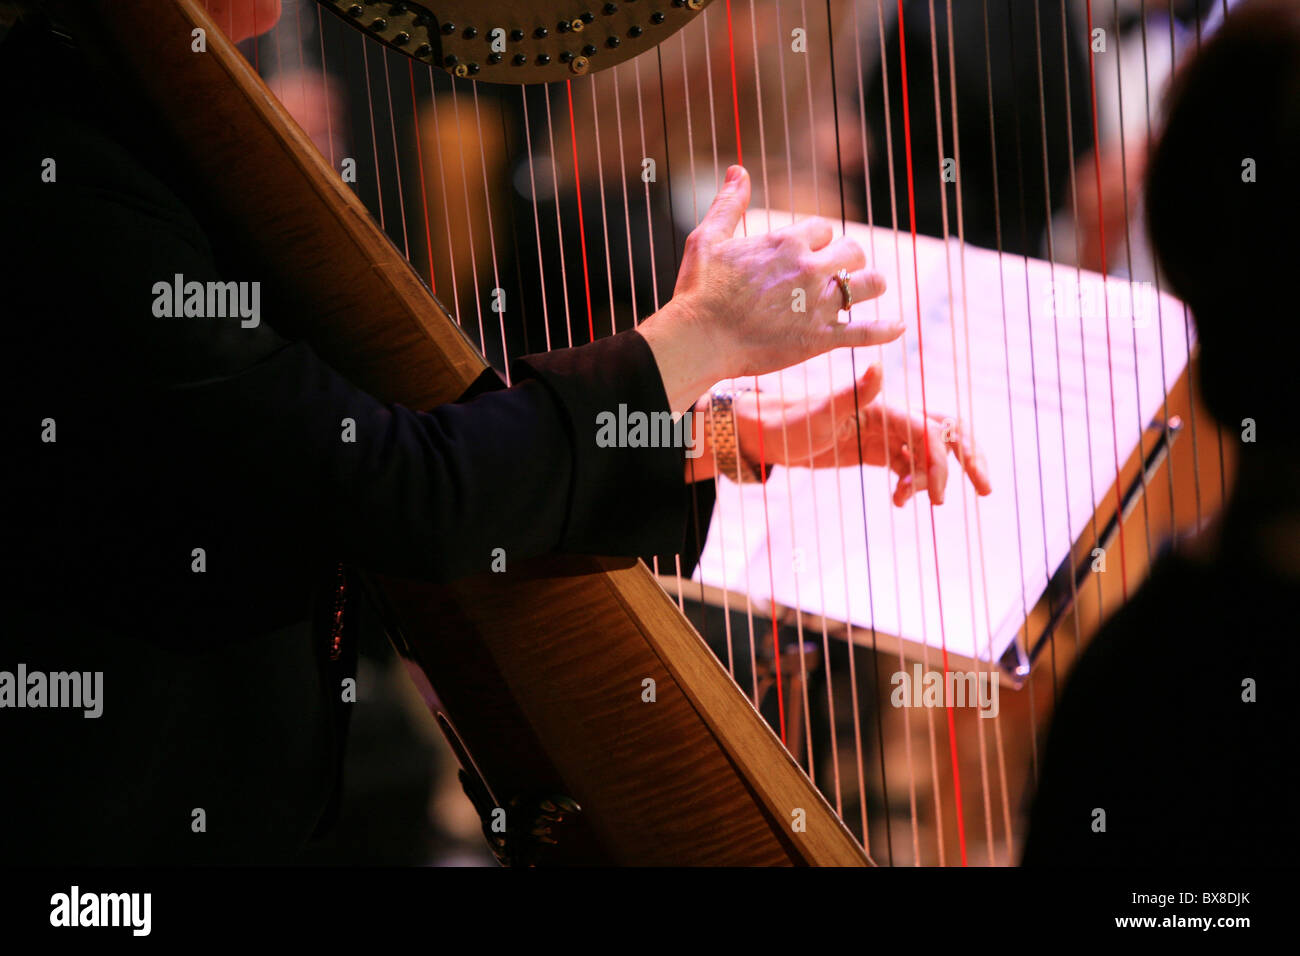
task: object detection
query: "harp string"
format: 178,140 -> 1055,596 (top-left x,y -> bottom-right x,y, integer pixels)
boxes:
1137,1 -> 1180,538
871,0 -> 949,866
1082,0 -> 1132,603
408,63 -> 436,294
712,5 -> 766,713
518,86 -> 553,350
816,0 -> 879,855
995,0 -> 1054,794
767,0 -> 819,787
979,0 -> 1048,811
1029,0 -> 1081,697
890,0 -> 970,865
1000,1 -> 1059,716
688,11 -> 742,688
865,0 -> 927,863
630,58 -> 668,593
358,36 -> 386,235
676,32 -> 718,631
610,68 -> 641,327
734,0 -> 789,747
632,60 -> 662,313
924,0 -> 1001,865
1047,1 -> 1106,644
425,66 -> 463,326
380,50 -> 412,262
1199,10 -> 1227,507
540,87 -> 575,348
495,96 -> 535,356
449,79 -> 488,353
658,25 -> 735,658
776,0 -> 845,808
1110,1 -> 1155,569
563,80 -> 596,344
939,0 -> 1007,865
589,80 -> 617,337
851,0 -> 919,863
470,84 -> 510,377
652,45 -> 693,616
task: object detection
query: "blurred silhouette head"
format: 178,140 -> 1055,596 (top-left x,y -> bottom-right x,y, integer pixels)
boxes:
1147,0 -> 1300,440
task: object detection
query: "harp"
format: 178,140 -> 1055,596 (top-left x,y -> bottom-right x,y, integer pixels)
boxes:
68,0 -> 1231,865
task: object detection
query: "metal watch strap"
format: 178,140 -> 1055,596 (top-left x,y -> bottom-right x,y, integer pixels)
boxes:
708,390 -> 770,484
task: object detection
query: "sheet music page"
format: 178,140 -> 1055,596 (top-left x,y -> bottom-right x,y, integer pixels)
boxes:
694,214 -> 1191,666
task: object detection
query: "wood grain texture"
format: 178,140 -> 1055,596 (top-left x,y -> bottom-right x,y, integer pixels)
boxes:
75,0 -> 869,866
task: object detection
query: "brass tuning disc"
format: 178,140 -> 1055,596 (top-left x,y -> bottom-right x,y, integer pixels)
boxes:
316,0 -> 714,85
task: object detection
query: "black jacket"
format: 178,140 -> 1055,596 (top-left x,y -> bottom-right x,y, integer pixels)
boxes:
0,21 -> 710,863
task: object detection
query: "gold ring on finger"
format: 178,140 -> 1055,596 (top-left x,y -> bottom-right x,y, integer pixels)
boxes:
833,268 -> 852,320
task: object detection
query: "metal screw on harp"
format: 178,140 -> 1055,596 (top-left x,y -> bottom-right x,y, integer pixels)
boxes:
833,268 -> 852,322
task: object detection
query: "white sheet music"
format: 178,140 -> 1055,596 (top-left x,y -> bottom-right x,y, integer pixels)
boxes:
692,214 -> 1192,666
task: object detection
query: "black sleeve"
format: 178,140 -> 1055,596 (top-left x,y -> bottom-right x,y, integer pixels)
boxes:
1,101 -> 701,588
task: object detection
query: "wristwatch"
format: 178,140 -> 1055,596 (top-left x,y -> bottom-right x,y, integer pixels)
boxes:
707,388 -> 774,484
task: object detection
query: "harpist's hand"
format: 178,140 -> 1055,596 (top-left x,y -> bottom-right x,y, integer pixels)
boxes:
722,364 -> 993,506
638,166 -> 901,413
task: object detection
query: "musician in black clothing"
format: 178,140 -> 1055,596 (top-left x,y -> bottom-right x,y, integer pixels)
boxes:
1022,0 -> 1300,866
0,2 -> 995,863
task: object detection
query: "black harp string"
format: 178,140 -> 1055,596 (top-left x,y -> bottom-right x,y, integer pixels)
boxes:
358,33 -> 387,236
1110,1 -> 1155,570
699,2 -> 762,712
819,0 -> 887,860
381,48 -> 413,265
767,0 -> 819,787
427,65 -> 464,327
741,0 -> 796,775
610,67 -> 642,330
780,0 -> 848,816
1136,3 -> 1180,540
872,0 -> 949,866
999,1 -> 1059,730
651,42 -> 709,620
1191,7 -> 1228,513
672,28 -> 718,658
937,0 -> 1006,866
1029,0 -> 1081,859
314,4 -> 336,170
449,76 -> 488,355
920,0 -> 983,861
954,0 -> 1015,867
1029,0 -> 1084,687
799,0 -> 862,834
540,85 -> 576,349
519,85 -> 554,351
408,64 -> 437,292
496,93 -> 534,357
1163,12 -> 1204,540
865,0 -> 931,863
652,46 -> 688,612
1050,0 -> 1107,646
1082,0 -> 1134,612
923,0 -> 1000,866
701,6 -> 742,685
777,0 -> 846,812
469,82 -> 509,378
850,0 -> 922,864
589,77 -> 617,338
977,0 -> 1040,785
